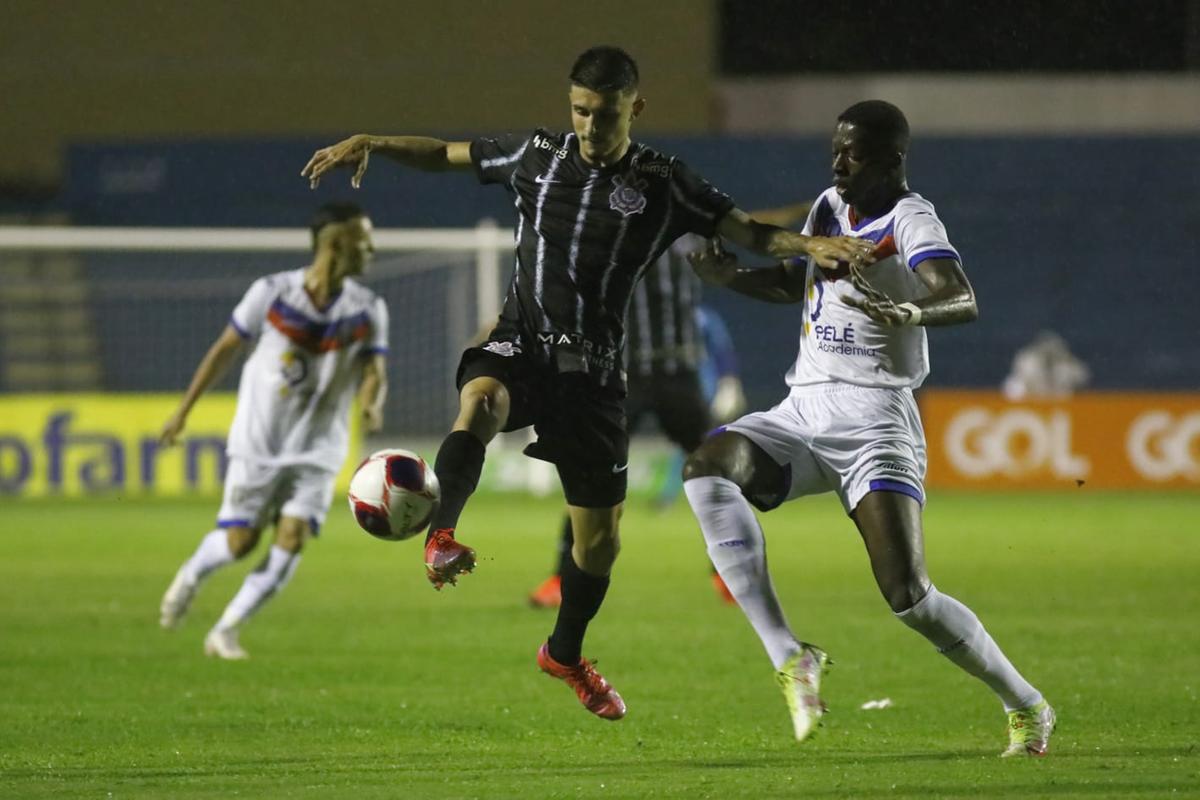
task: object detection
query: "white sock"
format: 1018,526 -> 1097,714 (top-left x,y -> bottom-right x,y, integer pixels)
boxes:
896,586 -> 1043,711
684,476 -> 802,670
214,545 -> 302,632
180,529 -> 236,584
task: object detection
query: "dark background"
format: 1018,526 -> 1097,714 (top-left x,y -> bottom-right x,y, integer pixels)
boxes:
720,0 -> 1200,73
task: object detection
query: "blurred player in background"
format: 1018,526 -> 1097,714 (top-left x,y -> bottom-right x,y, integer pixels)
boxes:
684,101 -> 1055,756
1002,329 -> 1090,400
158,202 -> 388,660
301,46 -> 873,720
654,304 -> 746,509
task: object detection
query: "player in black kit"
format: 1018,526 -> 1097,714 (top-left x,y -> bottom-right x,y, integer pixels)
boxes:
527,233 -> 739,609
302,46 -> 874,721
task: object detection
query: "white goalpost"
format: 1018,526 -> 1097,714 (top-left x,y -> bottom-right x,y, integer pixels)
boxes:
0,222 -> 511,440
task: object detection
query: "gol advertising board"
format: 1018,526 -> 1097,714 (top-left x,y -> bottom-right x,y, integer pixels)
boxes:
0,394 -> 358,498
920,390 -> 1200,490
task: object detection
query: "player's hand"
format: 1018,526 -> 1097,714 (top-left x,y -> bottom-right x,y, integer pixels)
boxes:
362,405 -> 384,434
805,235 -> 876,271
159,412 -> 187,447
687,238 -> 738,285
840,263 -> 916,326
710,375 -> 747,423
301,134 -> 372,189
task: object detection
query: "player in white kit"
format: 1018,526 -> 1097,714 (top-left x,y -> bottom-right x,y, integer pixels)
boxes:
683,101 -> 1055,757
158,202 -> 388,659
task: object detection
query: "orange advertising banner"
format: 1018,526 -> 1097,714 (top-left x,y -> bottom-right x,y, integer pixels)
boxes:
919,390 -> 1200,490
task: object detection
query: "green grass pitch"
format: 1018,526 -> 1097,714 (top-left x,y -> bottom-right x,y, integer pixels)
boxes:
1,490 -> 1198,798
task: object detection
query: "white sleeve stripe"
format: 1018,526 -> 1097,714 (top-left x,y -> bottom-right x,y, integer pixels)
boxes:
479,139 -> 530,169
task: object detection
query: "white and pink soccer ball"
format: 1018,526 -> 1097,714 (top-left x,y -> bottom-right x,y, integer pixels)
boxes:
347,448 -> 440,541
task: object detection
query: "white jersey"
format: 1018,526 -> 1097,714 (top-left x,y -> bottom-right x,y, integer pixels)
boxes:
225,269 -> 388,468
787,188 -> 960,390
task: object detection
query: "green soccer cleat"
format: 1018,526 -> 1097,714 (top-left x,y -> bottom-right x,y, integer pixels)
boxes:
775,644 -> 830,742
1001,701 -> 1056,757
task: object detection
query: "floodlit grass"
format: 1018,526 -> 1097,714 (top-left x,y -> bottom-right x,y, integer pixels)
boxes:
1,491 -> 1197,798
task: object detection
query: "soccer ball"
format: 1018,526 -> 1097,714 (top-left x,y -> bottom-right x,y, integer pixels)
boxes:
347,448 -> 440,541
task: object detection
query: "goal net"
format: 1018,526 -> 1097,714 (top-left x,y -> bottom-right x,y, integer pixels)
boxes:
0,223 -> 512,439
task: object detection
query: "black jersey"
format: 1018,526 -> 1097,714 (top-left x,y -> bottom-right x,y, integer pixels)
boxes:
626,233 -> 704,377
470,129 -> 735,389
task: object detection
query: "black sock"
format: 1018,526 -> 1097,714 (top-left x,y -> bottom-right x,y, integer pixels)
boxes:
427,430 -> 486,541
547,556 -> 610,665
555,515 -> 574,576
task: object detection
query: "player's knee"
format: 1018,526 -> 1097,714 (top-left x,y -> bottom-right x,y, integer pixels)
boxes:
274,519 -> 310,554
881,577 -> 931,614
225,527 -> 260,558
575,533 -> 619,574
464,381 -> 508,417
682,447 -> 735,484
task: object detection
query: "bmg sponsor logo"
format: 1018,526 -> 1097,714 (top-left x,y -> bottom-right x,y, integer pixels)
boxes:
532,135 -> 568,160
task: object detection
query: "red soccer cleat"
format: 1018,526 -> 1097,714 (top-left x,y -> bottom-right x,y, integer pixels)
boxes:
528,575 -> 562,609
424,528 -> 476,589
711,572 -> 736,605
537,642 -> 626,721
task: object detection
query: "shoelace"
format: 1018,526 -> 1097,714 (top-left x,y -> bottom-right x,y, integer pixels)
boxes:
1008,710 -> 1036,740
565,659 -> 608,694
427,530 -> 460,558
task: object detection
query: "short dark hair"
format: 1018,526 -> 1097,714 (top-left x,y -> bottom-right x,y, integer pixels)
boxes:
569,46 -> 639,93
837,100 -> 910,155
309,201 -> 365,251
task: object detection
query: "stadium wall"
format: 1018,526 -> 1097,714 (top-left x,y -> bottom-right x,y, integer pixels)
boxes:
61,135 -> 1200,400
0,0 -> 715,185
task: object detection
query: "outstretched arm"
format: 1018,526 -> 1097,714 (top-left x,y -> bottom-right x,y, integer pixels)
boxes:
715,207 -> 874,270
843,257 -> 978,327
687,239 -> 806,304
302,135 -> 474,188
160,325 -> 246,446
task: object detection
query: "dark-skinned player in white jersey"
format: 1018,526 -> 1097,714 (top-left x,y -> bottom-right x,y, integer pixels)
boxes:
684,100 -> 1055,755
301,46 -> 874,721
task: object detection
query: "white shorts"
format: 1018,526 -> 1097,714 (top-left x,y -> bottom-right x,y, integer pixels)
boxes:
723,383 -> 927,514
216,458 -> 338,534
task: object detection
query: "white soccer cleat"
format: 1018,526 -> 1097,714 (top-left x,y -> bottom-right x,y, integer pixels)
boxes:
775,644 -> 831,742
160,568 -> 198,629
1001,701 -> 1056,757
204,627 -> 249,660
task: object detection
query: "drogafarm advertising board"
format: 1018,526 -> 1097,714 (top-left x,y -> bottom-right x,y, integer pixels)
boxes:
0,394 -> 358,498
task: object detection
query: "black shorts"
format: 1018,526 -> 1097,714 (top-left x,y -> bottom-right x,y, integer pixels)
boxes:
457,345 -> 628,508
626,369 -> 712,453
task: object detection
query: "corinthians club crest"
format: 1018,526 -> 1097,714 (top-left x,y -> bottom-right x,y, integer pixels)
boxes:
609,173 -> 648,217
